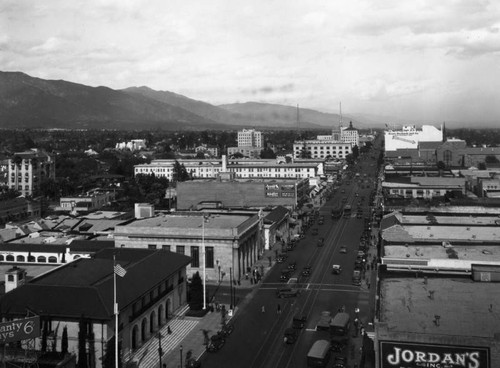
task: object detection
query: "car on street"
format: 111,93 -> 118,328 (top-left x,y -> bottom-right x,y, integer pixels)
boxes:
301,266 -> 312,277
339,246 -> 347,254
352,270 -> 361,286
292,315 -> 307,329
280,269 -> 292,282
317,311 -> 332,331
284,328 -> 298,344
317,237 -> 325,247
276,253 -> 287,263
276,287 -> 299,298
332,264 -> 342,274
333,356 -> 347,368
287,261 -> 297,270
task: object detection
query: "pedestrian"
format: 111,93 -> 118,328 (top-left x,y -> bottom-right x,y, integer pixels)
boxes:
277,304 -> 281,314
167,326 -> 172,334
261,305 -> 265,313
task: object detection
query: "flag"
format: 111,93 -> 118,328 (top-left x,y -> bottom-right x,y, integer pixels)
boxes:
114,264 -> 127,277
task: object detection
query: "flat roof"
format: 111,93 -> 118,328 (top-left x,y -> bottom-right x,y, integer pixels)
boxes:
124,213 -> 254,230
389,212 -> 500,226
379,277 -> 500,338
384,245 -> 500,262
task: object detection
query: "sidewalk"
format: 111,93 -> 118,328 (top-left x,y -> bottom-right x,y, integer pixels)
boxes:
128,246 -> 279,368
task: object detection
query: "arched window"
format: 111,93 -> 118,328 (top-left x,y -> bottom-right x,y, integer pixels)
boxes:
6,255 -> 14,262
16,255 -> 25,262
48,256 -> 57,263
37,256 -> 47,263
443,150 -> 452,166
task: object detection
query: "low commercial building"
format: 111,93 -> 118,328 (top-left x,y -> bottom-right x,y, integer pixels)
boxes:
114,212 -> 262,281
382,177 -> 466,200
59,191 -> 116,213
176,177 -> 309,210
376,275 -> 499,368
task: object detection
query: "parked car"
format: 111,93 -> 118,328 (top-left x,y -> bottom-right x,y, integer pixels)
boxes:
276,253 -> 288,263
340,246 -> 347,254
287,261 -> 297,270
333,355 -> 347,368
352,270 -> 361,286
276,287 -> 299,298
317,237 -> 325,247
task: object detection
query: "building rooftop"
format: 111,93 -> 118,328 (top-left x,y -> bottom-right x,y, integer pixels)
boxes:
123,212 -> 254,231
379,276 -> 500,338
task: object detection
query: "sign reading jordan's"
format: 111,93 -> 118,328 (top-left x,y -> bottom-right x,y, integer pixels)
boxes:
380,341 -> 489,368
0,316 -> 40,343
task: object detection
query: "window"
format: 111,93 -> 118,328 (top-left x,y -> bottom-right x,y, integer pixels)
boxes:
206,247 -> 214,268
148,244 -> 157,250
191,246 -> 200,267
162,244 -> 171,251
176,246 -> 185,255
7,275 -> 14,282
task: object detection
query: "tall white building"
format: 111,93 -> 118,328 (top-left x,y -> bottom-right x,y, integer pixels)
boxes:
7,149 -> 56,196
237,129 -> 263,148
384,125 -> 443,152
341,121 -> 359,147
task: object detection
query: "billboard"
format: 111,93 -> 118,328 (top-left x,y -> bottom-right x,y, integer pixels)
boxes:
0,316 -> 41,343
379,341 -> 489,368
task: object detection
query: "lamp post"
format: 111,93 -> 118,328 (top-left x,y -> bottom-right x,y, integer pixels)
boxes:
202,214 -> 208,310
157,332 -> 162,368
180,345 -> 183,368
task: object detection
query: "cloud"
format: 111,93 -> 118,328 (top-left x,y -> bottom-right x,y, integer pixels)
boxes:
243,84 -> 296,95
354,79 -> 433,101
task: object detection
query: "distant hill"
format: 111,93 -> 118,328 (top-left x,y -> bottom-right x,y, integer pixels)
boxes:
0,71 -> 373,130
219,102 -> 353,129
0,71 -> 223,130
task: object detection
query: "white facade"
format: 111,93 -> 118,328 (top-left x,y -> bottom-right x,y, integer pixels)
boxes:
134,158 -> 323,180
116,139 -> 147,151
237,129 -> 263,148
8,149 -> 56,196
293,140 -> 352,159
384,125 -> 443,152
341,122 -> 360,147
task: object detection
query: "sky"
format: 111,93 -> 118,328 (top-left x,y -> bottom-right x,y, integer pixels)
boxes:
1,0 -> 500,126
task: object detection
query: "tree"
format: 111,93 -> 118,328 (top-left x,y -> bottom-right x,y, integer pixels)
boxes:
103,336 -> 122,368
485,155 -> 499,164
195,151 -> 206,159
478,162 -> 487,170
437,161 -> 446,170
189,272 -> 204,311
260,148 -> 276,159
352,145 -> 359,160
61,325 -> 69,355
77,317 -> 88,368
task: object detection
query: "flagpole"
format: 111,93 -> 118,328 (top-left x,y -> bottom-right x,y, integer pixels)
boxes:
114,255 -> 119,368
202,214 -> 206,310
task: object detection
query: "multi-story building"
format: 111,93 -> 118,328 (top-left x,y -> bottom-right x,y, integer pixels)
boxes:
58,190 -> 116,213
384,125 -> 443,152
115,139 -> 147,151
341,121 -> 359,147
227,146 -> 262,159
114,211 -> 262,282
292,121 -> 359,159
176,177 -> 310,210
7,149 -> 55,196
237,129 -> 262,148
134,156 -> 324,181
0,248 -> 191,368
293,140 -> 352,160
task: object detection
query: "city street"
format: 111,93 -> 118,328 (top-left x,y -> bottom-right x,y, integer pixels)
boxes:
199,153 -> 380,368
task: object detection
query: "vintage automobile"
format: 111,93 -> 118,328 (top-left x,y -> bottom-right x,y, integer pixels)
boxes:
276,287 -> 299,298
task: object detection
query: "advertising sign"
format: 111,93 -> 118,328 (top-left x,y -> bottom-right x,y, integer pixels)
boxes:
0,316 -> 40,343
281,192 -> 295,197
380,341 -> 489,368
265,192 -> 279,197
280,184 -> 295,190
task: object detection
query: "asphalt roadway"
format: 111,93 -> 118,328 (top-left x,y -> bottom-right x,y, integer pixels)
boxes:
198,154 -> 381,368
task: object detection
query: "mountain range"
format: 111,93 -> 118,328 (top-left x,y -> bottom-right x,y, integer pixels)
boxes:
0,71 -> 374,130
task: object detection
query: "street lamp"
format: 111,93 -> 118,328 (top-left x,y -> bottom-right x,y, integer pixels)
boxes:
157,332 -> 162,368
180,345 -> 183,368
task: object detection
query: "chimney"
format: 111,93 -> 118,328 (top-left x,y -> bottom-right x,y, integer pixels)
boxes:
222,155 -> 227,172
5,266 -> 27,293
